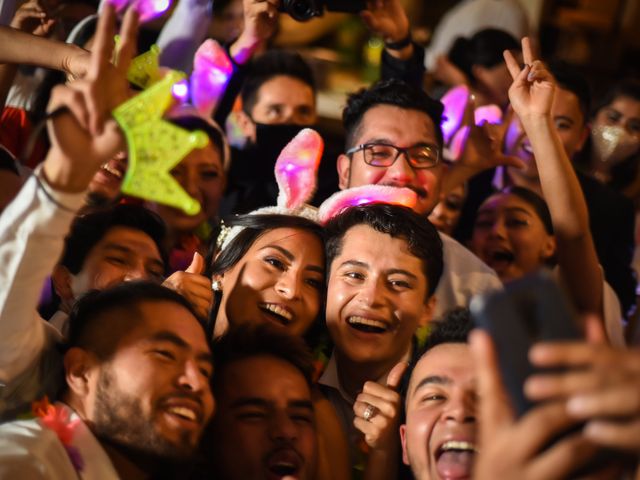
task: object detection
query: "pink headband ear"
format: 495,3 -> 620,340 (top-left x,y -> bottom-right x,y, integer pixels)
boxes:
441,84 -> 470,144
275,128 -> 324,210
317,185 -> 417,224
190,39 -> 234,118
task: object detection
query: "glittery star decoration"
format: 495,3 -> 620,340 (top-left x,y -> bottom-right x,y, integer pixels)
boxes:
113,70 -> 208,215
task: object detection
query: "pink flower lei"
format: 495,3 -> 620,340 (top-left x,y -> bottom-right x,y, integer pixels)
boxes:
32,397 -> 85,473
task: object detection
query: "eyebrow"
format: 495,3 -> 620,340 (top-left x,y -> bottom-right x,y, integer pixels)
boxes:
477,206 -> 533,217
149,331 -> 213,365
554,115 -> 575,125
260,244 -> 324,274
339,259 -> 369,270
364,138 -> 434,148
412,375 -> 452,395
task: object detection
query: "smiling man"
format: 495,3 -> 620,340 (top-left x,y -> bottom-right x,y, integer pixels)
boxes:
206,324 -> 318,480
0,282 -> 215,478
319,203 -> 443,472
337,79 -> 501,320
401,308 -> 476,480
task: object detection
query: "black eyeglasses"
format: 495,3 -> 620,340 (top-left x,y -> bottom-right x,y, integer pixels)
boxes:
346,142 -> 440,169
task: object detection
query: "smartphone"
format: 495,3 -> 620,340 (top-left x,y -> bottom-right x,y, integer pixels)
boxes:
469,271 -> 581,417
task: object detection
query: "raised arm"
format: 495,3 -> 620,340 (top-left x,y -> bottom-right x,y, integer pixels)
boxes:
504,38 -> 602,320
0,5 -> 138,386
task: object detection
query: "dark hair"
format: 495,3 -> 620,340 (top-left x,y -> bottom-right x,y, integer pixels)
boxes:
324,204 -> 444,298
207,213 -> 325,277
60,204 -> 168,274
422,307 -> 473,351
448,28 -> 519,83
168,115 -> 225,163
548,61 -> 591,123
241,50 -> 316,116
499,186 -> 554,235
211,323 -> 315,390
592,77 -> 640,116
402,307 -> 474,410
66,281 -> 205,358
342,78 -> 445,152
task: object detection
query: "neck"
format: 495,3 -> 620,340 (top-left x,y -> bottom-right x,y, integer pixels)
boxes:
334,348 -> 409,401
102,442 -> 150,480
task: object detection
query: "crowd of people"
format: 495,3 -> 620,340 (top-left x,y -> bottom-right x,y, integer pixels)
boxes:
0,0 -> 639,478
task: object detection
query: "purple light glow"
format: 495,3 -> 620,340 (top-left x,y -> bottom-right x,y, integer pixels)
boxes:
441,85 -> 470,143
474,105 -> 502,126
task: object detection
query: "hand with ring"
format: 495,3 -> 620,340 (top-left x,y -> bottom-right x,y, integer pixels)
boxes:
353,361 -> 407,450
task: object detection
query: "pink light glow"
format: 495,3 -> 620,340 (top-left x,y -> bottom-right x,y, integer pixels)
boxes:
474,104 -> 502,125
441,85 -> 470,144
135,0 -> 171,22
191,40 -> 234,117
171,80 -> 189,103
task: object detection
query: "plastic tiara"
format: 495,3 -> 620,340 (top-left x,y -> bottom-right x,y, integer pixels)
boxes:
113,70 -> 209,215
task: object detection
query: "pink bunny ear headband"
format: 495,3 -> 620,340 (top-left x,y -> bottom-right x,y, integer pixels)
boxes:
216,129 -> 418,252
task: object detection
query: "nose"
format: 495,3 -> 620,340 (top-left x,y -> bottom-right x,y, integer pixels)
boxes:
489,217 -> 506,239
444,393 -> 476,424
178,358 -> 208,394
181,169 -> 200,198
124,265 -> 147,281
385,152 -> 415,183
275,270 -> 300,300
269,410 -> 298,442
357,276 -> 385,308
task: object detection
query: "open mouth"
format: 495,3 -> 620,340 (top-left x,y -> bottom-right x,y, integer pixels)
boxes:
266,449 -> 302,480
347,315 -> 389,334
435,440 -> 477,479
259,303 -> 293,326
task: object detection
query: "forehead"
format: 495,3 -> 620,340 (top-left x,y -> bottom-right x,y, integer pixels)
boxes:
218,355 -> 311,401
608,96 -> 640,117
478,193 -> 537,217
333,224 -> 424,271
179,141 -> 223,168
355,105 -> 437,146
116,300 -> 209,352
255,75 -> 315,105
551,87 -> 584,124
408,343 -> 475,397
90,226 -> 160,257
249,227 -> 323,258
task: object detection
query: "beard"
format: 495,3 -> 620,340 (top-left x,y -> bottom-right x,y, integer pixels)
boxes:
92,368 -> 197,463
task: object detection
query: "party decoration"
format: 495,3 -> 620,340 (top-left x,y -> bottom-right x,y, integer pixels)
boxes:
113,70 -> 209,215
275,128 -> 324,210
126,43 -> 162,89
106,0 -> 172,22
317,185 -> 417,224
441,85 -> 470,144
475,104 -> 502,126
592,125 -> 640,166
191,39 -> 234,117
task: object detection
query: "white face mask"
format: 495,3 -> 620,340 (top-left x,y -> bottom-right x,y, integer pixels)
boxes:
591,125 -> 640,166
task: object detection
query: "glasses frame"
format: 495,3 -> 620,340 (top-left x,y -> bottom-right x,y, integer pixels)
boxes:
345,142 -> 441,169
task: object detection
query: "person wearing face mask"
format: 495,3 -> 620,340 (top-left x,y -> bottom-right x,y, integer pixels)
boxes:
219,49 -> 320,215
574,78 -> 640,196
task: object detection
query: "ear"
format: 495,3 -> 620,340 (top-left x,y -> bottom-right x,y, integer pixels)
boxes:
234,110 -> 256,142
337,154 -> 351,190
400,424 -> 410,465
418,295 -> 437,328
52,264 -> 74,305
63,347 -> 99,398
541,235 -> 557,262
471,65 -> 489,88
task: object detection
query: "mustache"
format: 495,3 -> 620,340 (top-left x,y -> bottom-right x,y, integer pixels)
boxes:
382,182 -> 428,198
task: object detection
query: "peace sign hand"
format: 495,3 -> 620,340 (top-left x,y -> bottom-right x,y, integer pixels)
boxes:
504,37 -> 555,119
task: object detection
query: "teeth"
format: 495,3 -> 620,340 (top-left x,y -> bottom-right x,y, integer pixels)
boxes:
441,441 -> 477,452
167,406 -> 197,421
101,163 -> 123,178
348,316 -> 388,330
262,304 -> 293,321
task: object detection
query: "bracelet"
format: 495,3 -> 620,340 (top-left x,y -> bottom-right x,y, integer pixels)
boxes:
385,33 -> 412,51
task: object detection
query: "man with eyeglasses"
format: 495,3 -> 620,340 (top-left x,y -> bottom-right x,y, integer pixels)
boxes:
335,78 -> 501,320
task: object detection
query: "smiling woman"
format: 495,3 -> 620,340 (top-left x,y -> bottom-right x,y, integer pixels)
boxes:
207,213 -> 326,339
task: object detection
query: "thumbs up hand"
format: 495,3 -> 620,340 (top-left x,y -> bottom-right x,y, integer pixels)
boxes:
163,252 -> 213,319
353,361 -> 408,451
